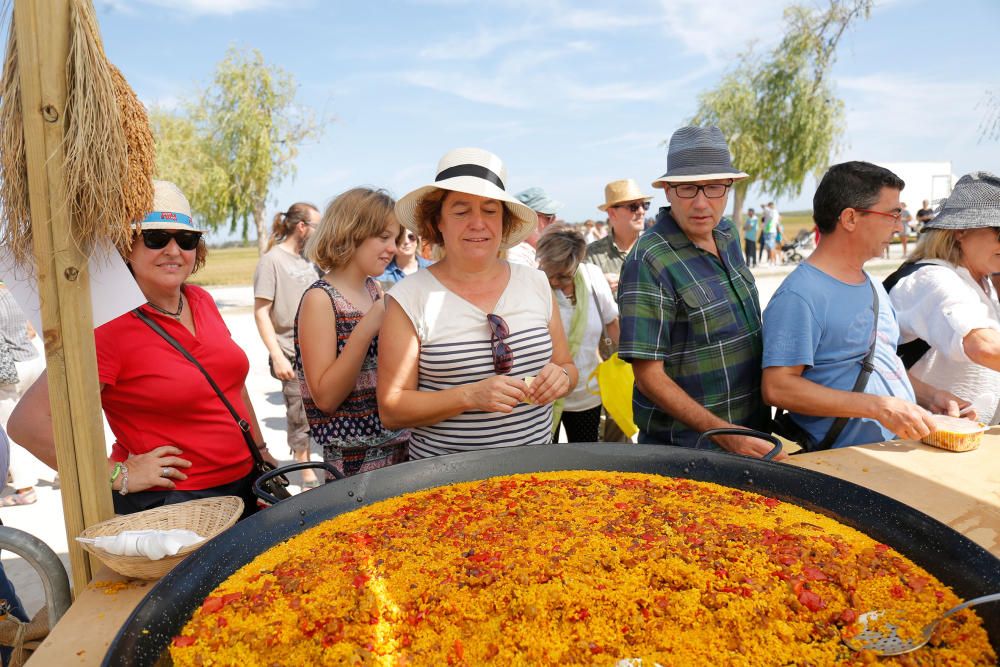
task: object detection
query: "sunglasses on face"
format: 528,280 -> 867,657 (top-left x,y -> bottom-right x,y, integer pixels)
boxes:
613,201 -> 651,213
141,230 -> 202,251
487,313 -> 514,375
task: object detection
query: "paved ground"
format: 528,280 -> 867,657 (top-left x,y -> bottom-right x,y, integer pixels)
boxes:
0,242 -> 910,616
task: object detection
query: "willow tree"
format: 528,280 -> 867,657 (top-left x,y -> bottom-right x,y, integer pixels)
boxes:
981,89 -> 1000,142
150,47 -> 320,250
690,0 -> 872,225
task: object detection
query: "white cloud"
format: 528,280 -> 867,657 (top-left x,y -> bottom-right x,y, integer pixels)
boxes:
419,26 -> 536,60
656,0 -> 790,63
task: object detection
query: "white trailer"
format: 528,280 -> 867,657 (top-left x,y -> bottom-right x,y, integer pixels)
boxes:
877,161 -> 955,211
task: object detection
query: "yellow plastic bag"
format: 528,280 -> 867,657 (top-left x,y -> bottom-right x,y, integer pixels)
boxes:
587,353 -> 638,438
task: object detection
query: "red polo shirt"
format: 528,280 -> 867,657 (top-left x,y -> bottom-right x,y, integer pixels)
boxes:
96,285 -> 253,490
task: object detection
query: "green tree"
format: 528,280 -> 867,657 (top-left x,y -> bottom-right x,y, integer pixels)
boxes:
689,0 -> 872,226
151,47 -> 320,250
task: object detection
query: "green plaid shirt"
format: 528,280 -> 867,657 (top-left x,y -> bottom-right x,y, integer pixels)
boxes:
618,208 -> 767,446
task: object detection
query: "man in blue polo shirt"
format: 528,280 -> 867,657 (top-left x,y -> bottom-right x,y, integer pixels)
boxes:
762,161 -> 970,448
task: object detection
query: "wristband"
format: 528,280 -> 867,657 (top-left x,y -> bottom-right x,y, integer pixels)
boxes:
118,463 -> 129,496
109,462 -> 123,487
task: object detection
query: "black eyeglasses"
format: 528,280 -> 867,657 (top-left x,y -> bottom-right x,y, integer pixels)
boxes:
141,230 -> 202,251
487,313 -> 514,375
670,181 -> 734,199
613,201 -> 651,213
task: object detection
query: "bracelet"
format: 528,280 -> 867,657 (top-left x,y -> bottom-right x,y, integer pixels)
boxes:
118,463 -> 129,496
109,462 -> 123,487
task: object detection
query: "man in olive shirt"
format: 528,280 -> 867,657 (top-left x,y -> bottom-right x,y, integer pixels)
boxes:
587,179 -> 652,297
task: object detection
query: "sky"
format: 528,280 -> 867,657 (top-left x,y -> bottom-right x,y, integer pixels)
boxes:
95,0 -> 999,239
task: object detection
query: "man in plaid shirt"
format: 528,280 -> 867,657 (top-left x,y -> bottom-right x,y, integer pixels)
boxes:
618,126 -> 781,459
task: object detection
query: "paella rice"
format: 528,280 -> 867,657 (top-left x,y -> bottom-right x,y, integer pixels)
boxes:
170,471 -> 995,666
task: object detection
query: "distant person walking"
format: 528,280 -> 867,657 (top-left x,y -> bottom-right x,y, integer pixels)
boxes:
743,208 -> 759,267
253,202 -> 322,489
916,199 -> 935,232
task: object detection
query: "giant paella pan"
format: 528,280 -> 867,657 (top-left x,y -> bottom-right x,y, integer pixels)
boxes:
104,442 -> 1000,665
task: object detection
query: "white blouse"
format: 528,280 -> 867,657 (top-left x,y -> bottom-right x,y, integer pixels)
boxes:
554,263 -> 619,412
890,259 -> 1000,424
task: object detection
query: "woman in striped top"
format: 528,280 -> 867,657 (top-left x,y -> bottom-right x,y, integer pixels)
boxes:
378,148 -> 578,459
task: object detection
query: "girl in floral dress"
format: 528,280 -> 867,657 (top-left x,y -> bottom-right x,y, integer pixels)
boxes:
294,188 -> 409,478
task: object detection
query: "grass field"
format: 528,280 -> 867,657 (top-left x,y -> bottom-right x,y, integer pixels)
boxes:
189,245 -> 261,286
195,212 -> 820,286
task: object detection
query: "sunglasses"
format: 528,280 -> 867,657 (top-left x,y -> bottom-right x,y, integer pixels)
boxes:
613,201 -> 651,213
487,313 -> 514,375
141,230 -> 202,251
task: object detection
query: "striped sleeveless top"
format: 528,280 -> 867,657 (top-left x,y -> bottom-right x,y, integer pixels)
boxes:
388,263 -> 555,459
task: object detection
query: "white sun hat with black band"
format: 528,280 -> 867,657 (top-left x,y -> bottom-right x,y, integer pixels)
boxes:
395,147 -> 538,249
135,180 -> 205,232
651,126 -> 748,188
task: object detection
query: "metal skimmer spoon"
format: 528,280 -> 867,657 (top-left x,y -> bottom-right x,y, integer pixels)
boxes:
843,592 -> 1000,655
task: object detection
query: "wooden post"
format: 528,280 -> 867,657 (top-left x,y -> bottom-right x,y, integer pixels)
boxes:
14,0 -> 114,593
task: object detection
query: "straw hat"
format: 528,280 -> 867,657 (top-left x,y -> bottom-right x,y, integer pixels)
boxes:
651,126 -> 748,188
395,148 -> 538,249
135,180 -> 204,232
598,179 -> 653,212
922,172 -> 1000,231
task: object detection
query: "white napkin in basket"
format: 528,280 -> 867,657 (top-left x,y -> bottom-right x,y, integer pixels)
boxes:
77,529 -> 205,560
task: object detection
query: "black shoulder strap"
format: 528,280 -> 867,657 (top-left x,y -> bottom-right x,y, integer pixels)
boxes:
883,261 -> 932,369
133,308 -> 266,466
813,277 -> 881,450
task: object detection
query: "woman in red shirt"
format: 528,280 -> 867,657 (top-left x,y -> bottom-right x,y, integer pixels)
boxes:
9,181 -> 275,517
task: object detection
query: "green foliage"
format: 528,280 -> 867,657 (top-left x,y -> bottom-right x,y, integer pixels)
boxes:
690,0 -> 872,218
150,46 -> 321,247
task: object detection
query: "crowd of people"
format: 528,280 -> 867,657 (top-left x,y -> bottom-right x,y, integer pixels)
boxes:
0,125 -> 996,527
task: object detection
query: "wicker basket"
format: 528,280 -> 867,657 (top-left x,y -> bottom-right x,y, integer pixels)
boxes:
77,496 -> 243,580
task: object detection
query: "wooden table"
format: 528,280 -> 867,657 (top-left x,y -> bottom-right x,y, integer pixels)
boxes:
788,434 -> 1000,558
28,435 -> 1000,664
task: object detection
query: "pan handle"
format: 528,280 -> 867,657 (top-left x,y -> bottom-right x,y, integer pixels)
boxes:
253,462 -> 345,506
695,428 -> 783,462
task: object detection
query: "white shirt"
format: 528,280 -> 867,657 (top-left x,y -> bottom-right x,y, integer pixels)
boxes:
505,242 -> 537,268
554,263 -> 619,412
890,259 -> 1000,423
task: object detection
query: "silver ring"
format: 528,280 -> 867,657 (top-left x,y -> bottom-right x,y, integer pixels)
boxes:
162,467 -> 171,477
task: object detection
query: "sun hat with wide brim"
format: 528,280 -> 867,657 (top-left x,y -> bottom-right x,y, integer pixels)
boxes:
134,180 -> 205,232
651,126 -> 748,188
395,147 -> 539,250
598,179 -> 653,212
921,171 -> 1000,231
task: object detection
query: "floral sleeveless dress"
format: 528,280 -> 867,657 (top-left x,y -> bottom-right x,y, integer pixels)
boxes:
293,278 -> 408,477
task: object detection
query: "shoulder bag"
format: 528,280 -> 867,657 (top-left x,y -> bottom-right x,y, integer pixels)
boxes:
134,309 -> 291,501
772,278 -> 880,452
587,278 -> 638,438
